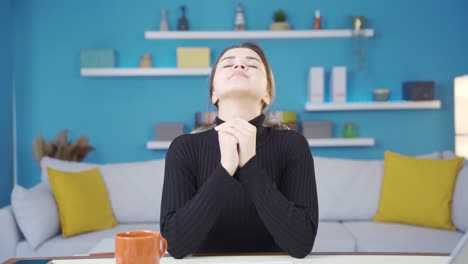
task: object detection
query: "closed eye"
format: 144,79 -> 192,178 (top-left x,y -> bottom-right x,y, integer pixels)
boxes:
223,65 -> 233,68
248,65 -> 258,68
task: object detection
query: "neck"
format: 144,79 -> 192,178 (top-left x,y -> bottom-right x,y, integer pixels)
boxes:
217,99 -> 262,121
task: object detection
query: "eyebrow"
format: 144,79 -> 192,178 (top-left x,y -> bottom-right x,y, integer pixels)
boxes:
220,56 -> 261,62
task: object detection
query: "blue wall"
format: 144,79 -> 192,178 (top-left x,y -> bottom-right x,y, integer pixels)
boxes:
0,0 -> 13,207
12,0 -> 468,187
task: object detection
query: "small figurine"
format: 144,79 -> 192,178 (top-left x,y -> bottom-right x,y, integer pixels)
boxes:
159,8 -> 169,31
314,10 -> 322,29
139,53 -> 153,68
235,4 -> 245,31
177,5 -> 189,31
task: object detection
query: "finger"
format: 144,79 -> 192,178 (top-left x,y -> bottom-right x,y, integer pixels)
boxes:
232,118 -> 256,134
217,120 -> 251,136
219,131 -> 239,143
217,126 -> 244,141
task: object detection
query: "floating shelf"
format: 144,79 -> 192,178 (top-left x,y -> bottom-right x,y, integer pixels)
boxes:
307,138 -> 375,147
304,100 -> 442,111
80,68 -> 211,77
144,29 -> 374,40
146,141 -> 172,150
147,137 -> 375,150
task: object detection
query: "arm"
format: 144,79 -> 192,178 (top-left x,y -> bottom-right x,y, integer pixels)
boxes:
237,134 -> 318,258
159,137 -> 240,259
0,206 -> 23,262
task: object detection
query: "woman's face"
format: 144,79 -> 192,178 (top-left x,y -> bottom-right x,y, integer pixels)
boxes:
212,48 -> 269,106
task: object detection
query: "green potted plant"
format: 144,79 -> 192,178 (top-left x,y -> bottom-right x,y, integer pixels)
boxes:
269,9 -> 290,30
32,129 -> 95,164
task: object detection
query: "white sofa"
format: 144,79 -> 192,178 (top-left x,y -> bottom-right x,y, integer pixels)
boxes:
1,151 -> 467,262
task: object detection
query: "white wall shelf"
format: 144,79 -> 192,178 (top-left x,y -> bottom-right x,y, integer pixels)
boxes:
144,29 -> 374,40
307,138 -> 375,147
304,100 -> 442,111
146,141 -> 172,150
81,68 -> 211,77
147,137 -> 375,150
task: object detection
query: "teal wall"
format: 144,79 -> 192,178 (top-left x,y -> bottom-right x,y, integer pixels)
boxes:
0,0 -> 13,207
12,0 -> 468,187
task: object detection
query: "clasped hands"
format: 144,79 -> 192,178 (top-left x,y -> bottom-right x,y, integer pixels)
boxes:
215,118 -> 256,176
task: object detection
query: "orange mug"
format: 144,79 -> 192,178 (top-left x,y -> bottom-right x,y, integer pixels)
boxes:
115,230 -> 167,264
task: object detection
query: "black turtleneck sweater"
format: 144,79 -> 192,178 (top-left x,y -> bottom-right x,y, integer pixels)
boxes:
160,114 -> 318,259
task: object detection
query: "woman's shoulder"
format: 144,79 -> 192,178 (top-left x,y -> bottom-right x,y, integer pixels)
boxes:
270,128 -> 309,145
168,129 -> 215,151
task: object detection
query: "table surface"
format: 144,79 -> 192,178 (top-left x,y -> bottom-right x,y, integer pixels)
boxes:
4,252 -> 451,264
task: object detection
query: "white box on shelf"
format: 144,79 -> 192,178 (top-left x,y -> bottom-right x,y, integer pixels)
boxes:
308,67 -> 325,104
331,66 -> 347,103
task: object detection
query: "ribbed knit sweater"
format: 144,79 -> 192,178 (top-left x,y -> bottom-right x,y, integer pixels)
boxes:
160,114 -> 318,259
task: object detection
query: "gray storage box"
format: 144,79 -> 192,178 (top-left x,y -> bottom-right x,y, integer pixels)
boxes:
302,121 -> 332,138
155,123 -> 184,141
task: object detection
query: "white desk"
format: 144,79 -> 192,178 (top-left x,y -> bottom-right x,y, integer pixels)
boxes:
52,254 -> 449,264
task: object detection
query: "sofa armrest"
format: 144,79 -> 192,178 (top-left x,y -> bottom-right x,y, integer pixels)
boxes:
0,206 -> 22,262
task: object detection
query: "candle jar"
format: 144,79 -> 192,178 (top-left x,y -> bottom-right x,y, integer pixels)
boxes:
343,123 -> 358,138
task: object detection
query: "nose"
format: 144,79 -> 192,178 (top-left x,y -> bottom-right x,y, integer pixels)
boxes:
233,62 -> 246,70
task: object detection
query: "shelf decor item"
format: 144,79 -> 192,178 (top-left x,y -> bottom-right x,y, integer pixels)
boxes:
155,123 -> 184,141
308,67 -> 325,104
177,5 -> 189,31
454,75 -> 468,158
269,9 -> 290,30
159,8 -> 169,31
32,130 -> 95,164
80,49 -> 117,68
349,15 -> 369,73
302,121 -> 332,138
234,4 -> 246,30
343,122 -> 358,138
195,112 -> 218,129
402,81 -> 435,101
331,66 -> 347,103
176,47 -> 210,68
313,10 -> 322,29
372,88 -> 391,102
138,53 -> 153,68
351,16 -> 367,31
265,111 -> 297,130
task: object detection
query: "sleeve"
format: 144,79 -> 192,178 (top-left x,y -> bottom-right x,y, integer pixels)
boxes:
236,133 -> 319,258
159,136 -> 240,259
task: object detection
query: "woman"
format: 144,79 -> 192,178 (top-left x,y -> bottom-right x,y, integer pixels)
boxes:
160,42 -> 318,259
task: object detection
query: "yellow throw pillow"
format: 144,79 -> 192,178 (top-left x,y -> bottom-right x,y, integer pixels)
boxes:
374,151 -> 464,230
47,167 -> 117,237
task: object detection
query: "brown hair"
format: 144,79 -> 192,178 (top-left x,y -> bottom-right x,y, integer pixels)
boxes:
192,42 -> 289,133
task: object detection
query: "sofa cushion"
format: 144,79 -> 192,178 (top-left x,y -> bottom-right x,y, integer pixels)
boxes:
442,151 -> 468,232
313,152 -> 440,221
374,151 -> 464,230
312,222 -> 356,252
11,182 -> 60,249
41,157 -> 97,185
342,221 -> 464,253
314,156 -> 383,221
48,168 -> 118,237
40,157 -> 165,224
100,159 -> 165,224
16,223 -> 159,258
452,162 -> 468,232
